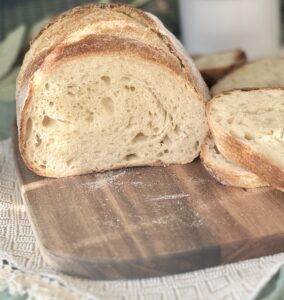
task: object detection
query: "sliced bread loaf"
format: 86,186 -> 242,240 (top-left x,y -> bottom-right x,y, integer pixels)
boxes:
200,136 -> 268,188
16,4 -> 209,178
207,89 -> 284,189
194,49 -> 246,87
211,58 -> 284,96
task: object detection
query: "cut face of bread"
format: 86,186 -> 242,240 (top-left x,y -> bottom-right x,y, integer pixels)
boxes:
211,58 -> 284,96
193,49 -> 246,87
21,55 -> 207,177
200,136 -> 268,188
208,89 -> 284,189
17,4 -> 209,178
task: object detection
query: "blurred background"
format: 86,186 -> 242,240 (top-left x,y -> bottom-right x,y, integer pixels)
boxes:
1,0 -> 284,51
0,0 -> 284,139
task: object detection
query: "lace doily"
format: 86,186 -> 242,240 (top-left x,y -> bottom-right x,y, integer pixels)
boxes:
0,138 -> 283,300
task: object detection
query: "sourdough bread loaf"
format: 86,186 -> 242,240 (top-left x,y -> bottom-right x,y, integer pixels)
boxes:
16,4 -> 210,178
200,136 -> 268,188
211,58 -> 284,96
207,89 -> 284,189
194,49 -> 246,87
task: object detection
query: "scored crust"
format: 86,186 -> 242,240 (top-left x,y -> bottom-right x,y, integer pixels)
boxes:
17,3 -> 209,100
207,89 -> 284,189
17,3 -> 210,126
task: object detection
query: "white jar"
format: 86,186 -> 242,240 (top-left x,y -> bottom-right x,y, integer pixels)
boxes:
179,0 -> 281,60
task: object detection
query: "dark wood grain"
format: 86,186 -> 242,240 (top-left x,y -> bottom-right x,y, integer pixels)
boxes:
12,129 -> 284,280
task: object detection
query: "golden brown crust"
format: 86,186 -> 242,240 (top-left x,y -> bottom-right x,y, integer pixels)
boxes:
200,137 -> 268,189
207,91 -> 284,189
212,132 -> 283,189
46,35 -> 181,72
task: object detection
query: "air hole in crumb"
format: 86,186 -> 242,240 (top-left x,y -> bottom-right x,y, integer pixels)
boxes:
158,152 -> 163,157
101,76 -> 110,84
49,102 -> 54,107
40,164 -> 46,169
124,154 -> 138,161
132,132 -> 147,144
35,134 -> 42,147
126,117 -> 134,129
164,149 -> 169,154
42,116 -> 56,127
85,114 -> 94,122
125,85 -> 136,91
213,145 -> 220,154
227,117 -> 234,124
194,141 -> 200,151
122,76 -> 130,81
66,158 -> 74,166
153,127 -> 159,133
244,132 -> 254,140
101,97 -> 114,114
161,135 -> 171,146
45,83 -> 49,91
25,118 -> 33,141
174,125 -> 181,134
85,110 -> 94,122
67,91 -> 75,97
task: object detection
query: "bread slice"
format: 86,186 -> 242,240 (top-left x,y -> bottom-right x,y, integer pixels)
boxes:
207,89 -> 284,189
211,58 -> 284,96
16,4 -> 209,178
200,136 -> 268,188
194,49 -> 246,87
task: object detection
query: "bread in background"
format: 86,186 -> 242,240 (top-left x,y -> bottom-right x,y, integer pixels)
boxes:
211,58 -> 284,96
193,49 -> 246,87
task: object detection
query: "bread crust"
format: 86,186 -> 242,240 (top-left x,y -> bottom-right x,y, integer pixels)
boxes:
17,3 -> 209,100
200,136 -> 268,188
207,89 -> 284,189
16,4 -> 209,177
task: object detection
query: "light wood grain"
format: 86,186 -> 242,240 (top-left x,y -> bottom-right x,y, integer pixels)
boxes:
13,128 -> 284,280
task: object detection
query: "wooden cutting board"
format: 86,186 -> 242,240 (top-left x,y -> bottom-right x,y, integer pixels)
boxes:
13,129 -> 284,280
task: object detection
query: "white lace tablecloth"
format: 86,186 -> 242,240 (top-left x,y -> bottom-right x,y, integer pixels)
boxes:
0,138 -> 283,300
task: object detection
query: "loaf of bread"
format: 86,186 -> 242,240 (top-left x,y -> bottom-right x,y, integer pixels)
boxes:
194,49 -> 246,87
207,89 -> 284,189
200,136 -> 268,188
211,58 -> 284,96
16,4 -> 210,178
